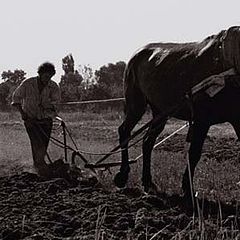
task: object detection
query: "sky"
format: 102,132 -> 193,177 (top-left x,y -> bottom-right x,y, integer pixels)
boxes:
0,0 -> 240,82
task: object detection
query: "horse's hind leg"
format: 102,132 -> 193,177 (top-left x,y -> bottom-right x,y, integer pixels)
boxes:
114,95 -> 146,188
114,116 -> 144,188
142,115 -> 167,193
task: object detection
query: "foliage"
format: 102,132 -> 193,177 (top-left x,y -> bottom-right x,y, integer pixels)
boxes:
59,54 -> 84,102
77,64 -> 100,101
78,64 -> 96,88
62,54 -> 75,75
0,83 -> 10,106
59,56 -> 126,102
78,84 -> 112,101
95,61 -> 126,98
0,56 -> 127,106
77,64 -> 115,100
0,69 -> 26,107
1,69 -> 26,84
59,72 -> 83,102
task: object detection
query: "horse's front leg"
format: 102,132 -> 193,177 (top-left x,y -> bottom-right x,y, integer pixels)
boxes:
142,119 -> 167,193
182,121 -> 209,200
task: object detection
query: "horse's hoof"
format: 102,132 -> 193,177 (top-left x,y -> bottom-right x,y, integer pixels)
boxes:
182,188 -> 195,203
143,182 -> 160,195
114,171 -> 129,188
180,191 -> 197,214
143,186 -> 149,195
181,196 -> 195,215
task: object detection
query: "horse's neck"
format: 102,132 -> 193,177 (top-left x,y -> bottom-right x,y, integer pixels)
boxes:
191,43 -> 225,88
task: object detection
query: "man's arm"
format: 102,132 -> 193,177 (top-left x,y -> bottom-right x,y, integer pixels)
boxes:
12,103 -> 28,120
11,82 -> 28,120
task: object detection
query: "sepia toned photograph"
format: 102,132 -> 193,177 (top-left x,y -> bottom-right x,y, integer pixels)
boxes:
1,0 -> 240,239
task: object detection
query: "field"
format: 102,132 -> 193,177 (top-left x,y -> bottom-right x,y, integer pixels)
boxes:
1,109 -> 240,239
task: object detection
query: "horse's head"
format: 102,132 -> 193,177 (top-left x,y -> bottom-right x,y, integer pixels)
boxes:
197,26 -> 240,74
222,26 -> 240,73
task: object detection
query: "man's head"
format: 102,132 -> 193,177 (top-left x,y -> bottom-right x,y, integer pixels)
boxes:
38,62 -> 56,85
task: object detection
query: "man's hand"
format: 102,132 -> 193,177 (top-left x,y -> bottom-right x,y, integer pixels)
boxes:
12,103 -> 28,120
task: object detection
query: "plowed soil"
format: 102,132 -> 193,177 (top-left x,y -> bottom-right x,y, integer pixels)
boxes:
1,134 -> 240,240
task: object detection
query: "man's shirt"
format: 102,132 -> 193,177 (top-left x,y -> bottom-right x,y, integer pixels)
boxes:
12,77 -> 61,120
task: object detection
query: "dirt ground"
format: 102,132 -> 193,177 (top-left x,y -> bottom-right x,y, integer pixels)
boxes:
1,134 -> 240,239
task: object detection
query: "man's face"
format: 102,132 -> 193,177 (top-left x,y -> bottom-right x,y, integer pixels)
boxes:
40,72 -> 53,85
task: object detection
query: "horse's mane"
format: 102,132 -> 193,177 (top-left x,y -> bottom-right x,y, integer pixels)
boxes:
138,30 -> 226,59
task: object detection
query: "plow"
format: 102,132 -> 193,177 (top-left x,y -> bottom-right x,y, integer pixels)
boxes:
46,109 -> 188,182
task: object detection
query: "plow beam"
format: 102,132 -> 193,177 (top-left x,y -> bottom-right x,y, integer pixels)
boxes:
85,159 -> 137,169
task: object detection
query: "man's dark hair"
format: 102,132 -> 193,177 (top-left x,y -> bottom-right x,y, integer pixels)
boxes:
38,62 -> 56,76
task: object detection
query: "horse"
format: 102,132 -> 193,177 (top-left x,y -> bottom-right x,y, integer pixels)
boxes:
114,26 -> 240,200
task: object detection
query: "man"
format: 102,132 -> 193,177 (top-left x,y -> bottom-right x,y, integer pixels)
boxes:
12,62 -> 61,177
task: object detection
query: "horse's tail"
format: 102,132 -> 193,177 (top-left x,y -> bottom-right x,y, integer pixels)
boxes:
122,56 -> 147,118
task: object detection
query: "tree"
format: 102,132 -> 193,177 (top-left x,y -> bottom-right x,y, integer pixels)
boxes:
76,64 -> 99,101
78,64 -> 96,89
62,54 -> 74,75
0,83 -> 10,106
2,69 -> 26,84
59,54 -> 83,102
95,61 -> 126,98
0,69 -> 26,107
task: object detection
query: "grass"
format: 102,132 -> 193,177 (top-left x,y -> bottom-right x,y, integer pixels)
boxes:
1,109 -> 240,201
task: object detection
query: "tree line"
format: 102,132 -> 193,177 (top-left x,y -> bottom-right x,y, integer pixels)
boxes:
0,54 -> 126,109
